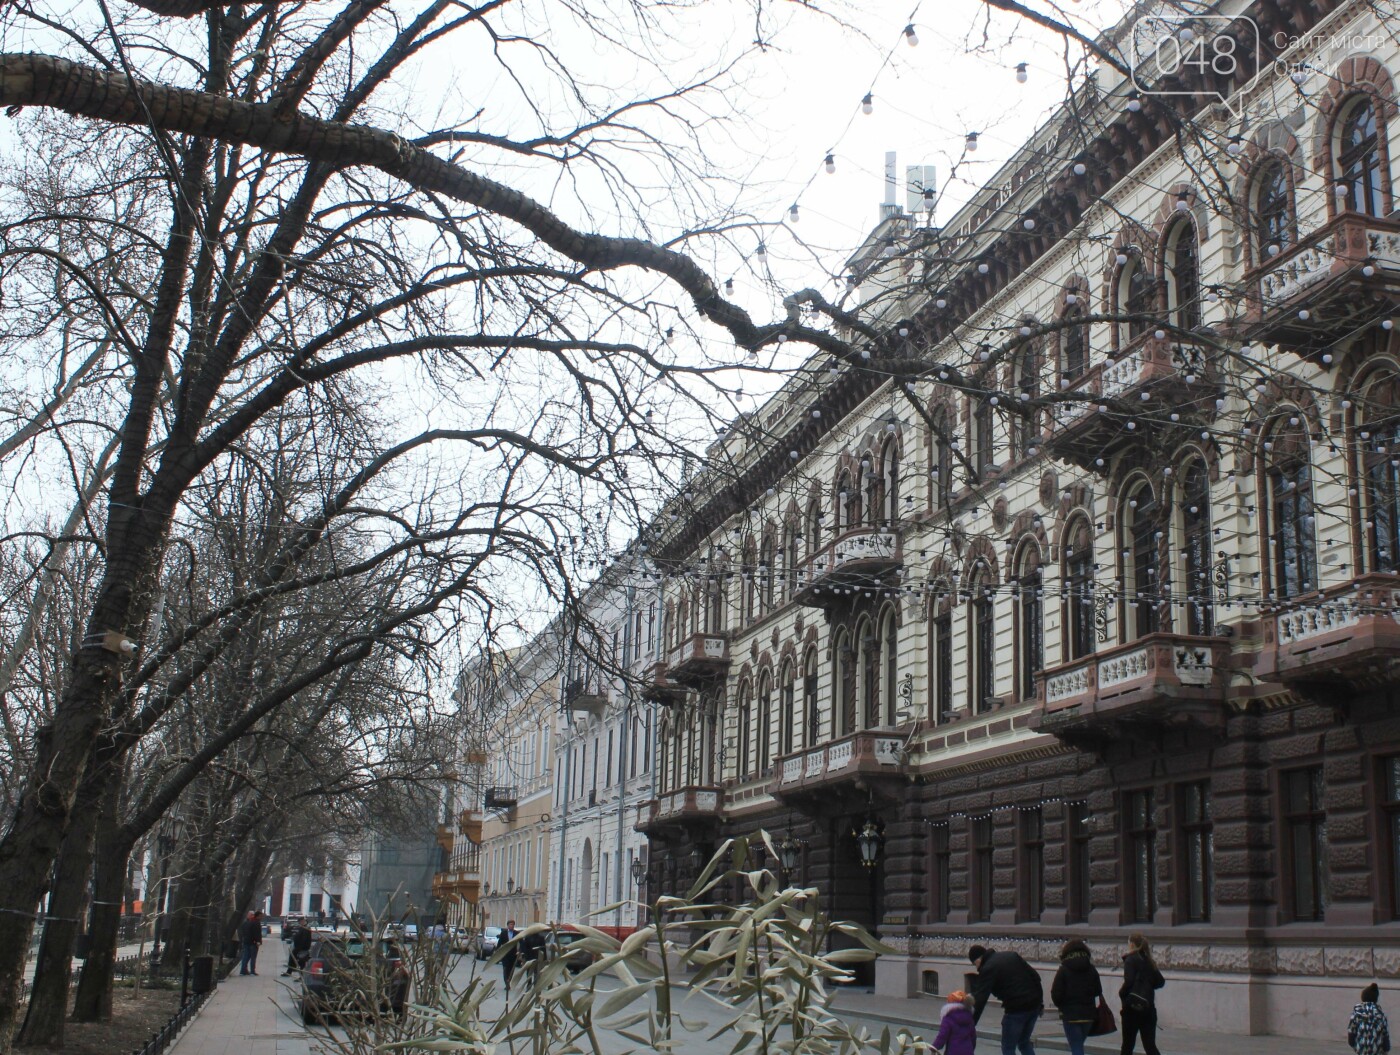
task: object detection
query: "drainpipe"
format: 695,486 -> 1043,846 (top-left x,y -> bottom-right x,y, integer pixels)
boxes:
614,581 -> 635,932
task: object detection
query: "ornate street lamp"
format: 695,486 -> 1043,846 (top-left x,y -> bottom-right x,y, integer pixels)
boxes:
778,834 -> 801,883
630,858 -> 646,886
855,821 -> 883,868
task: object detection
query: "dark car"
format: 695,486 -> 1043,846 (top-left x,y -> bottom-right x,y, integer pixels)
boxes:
298,936 -> 409,1024
548,930 -> 595,973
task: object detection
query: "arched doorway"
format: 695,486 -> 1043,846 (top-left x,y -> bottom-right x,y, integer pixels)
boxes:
579,839 -> 593,920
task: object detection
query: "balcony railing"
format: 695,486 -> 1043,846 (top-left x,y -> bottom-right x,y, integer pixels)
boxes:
668,632 -> 730,685
1032,632 -> 1229,744
769,730 -> 906,802
636,785 -> 723,834
565,678 -> 608,716
1265,574 -> 1400,697
791,527 -> 902,607
640,660 -> 686,704
1046,333 -> 1213,471
1245,213 -> 1400,347
483,786 -> 517,811
457,808 -> 483,844
431,867 -> 482,902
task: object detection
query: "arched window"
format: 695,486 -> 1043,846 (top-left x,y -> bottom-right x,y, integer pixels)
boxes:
933,408 -> 953,506
880,607 -> 899,726
1062,300 -> 1089,383
837,470 -> 860,533
1125,481 -> 1163,638
857,617 -> 879,729
1338,95 -> 1385,218
760,533 -> 776,614
705,568 -> 725,632
969,567 -> 996,713
741,541 -> 757,624
974,399 -> 995,476
930,582 -> 954,722
757,672 -> 772,776
860,450 -> 881,528
802,647 -> 819,747
779,661 -> 796,755
1164,218 -> 1200,332
1117,251 -> 1153,343
1012,343 -> 1039,458
1065,518 -> 1096,660
805,496 -> 824,556
881,438 -> 900,523
1016,548 -> 1043,701
1267,419 -> 1317,600
1180,461 -> 1214,635
1253,159 -> 1292,258
782,517 -> 798,603
736,682 -> 752,778
833,630 -> 857,736
1362,378 -> 1400,574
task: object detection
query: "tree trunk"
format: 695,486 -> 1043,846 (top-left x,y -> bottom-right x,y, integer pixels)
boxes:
72,782 -> 129,1023
14,789 -> 102,1048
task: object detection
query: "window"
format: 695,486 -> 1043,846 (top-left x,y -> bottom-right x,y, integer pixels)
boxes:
974,400 -> 995,476
971,572 -> 996,712
929,824 -> 951,923
606,730 -> 614,786
1363,389 -> 1400,573
1181,461 -> 1214,636
782,520 -> 798,603
760,534 -> 776,614
837,470 -> 860,532
934,601 -> 953,722
1062,301 -> 1089,383
1338,95 -> 1385,217
1067,802 -> 1092,924
1180,782 -> 1213,922
309,893 -> 323,913
1117,251 -> 1154,343
860,619 -> 880,728
757,674 -> 772,775
835,631 -> 857,736
705,574 -> 725,632
803,648 -> 819,747
805,497 -> 823,556
780,664 -> 796,755
1283,767 -> 1327,921
736,684 -> 752,778
1126,482 -> 1162,638
1268,424 -> 1317,600
881,608 -> 899,725
1020,807 -> 1045,921
1012,342 -> 1039,457
1065,520 -> 1096,660
1164,218 -> 1200,331
1253,159 -> 1292,258
288,893 -> 302,913
864,450 -> 883,528
933,409 -> 954,506
741,543 -> 757,624
1016,559 -> 1043,702
882,439 -> 900,523
1384,757 -> 1400,918
1125,789 -> 1156,923
971,816 -> 994,922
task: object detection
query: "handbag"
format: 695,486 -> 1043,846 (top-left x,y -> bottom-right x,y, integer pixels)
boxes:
1088,997 -> 1117,1037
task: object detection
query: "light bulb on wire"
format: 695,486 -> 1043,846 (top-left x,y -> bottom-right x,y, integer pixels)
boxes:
789,204 -> 800,222
965,131 -> 979,152
824,153 -> 836,174
861,93 -> 873,116
904,23 -> 918,46
1015,62 -> 1028,83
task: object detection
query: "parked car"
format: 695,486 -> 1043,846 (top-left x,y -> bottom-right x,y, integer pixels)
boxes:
298,936 -> 409,1025
451,927 -> 473,954
478,926 -> 503,959
281,914 -> 308,940
547,929 -> 594,973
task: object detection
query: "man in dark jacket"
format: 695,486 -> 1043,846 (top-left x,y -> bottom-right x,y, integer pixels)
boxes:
501,919 -> 520,991
283,923 -> 313,976
238,911 -> 262,976
970,944 -> 1045,1055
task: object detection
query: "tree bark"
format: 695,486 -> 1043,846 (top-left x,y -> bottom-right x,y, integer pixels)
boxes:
14,782 -> 102,1048
71,781 -> 126,1022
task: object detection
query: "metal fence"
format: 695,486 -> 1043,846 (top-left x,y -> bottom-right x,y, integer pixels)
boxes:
130,987 -> 211,1055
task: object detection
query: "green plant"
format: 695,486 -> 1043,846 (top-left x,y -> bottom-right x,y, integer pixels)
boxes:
380,833 -> 935,1055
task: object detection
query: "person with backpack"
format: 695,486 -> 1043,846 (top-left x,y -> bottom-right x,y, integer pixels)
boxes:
1051,939 -> 1104,1055
1119,933 -> 1165,1055
1349,983 -> 1392,1055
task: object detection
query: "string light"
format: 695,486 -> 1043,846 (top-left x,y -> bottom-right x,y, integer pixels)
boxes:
789,204 -> 800,222
861,93 -> 873,116
824,154 -> 836,174
1015,62 -> 1028,83
965,131 -> 979,152
903,23 -> 918,46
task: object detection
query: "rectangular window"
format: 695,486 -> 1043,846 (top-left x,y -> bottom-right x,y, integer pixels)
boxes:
288,893 -> 302,913
971,816 -> 994,922
330,894 -> 343,914
308,892 -> 323,913
934,612 -> 953,721
1180,782 -> 1213,922
1067,801 -> 1092,924
1018,573 -> 1043,701
1386,758 -> 1400,918
606,730 -> 614,787
1283,766 -> 1327,921
1271,461 -> 1317,599
1125,789 -> 1156,923
929,824 -> 951,922
1020,807 -> 1045,921
973,589 -> 996,712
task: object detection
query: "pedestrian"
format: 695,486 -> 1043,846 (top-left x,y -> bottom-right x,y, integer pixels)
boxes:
1051,939 -> 1103,1055
238,911 -> 262,976
519,925 -> 547,987
283,923 -> 312,976
969,944 -> 1045,1055
1349,983 -> 1392,1055
933,989 -> 978,1055
1119,933 -> 1165,1055
501,918 -> 520,990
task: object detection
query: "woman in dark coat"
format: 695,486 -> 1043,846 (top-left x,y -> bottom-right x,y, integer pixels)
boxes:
1051,938 -> 1103,1055
1120,933 -> 1166,1055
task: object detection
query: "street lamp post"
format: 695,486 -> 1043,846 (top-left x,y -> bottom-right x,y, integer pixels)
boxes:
778,835 -> 801,886
630,858 -> 646,926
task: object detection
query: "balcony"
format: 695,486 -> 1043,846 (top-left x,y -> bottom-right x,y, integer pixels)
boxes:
1244,213 -> 1400,349
1264,574 -> 1400,704
483,786 -> 517,811
565,677 -> 608,716
432,867 -> 482,904
640,660 -> 686,705
1046,334 -> 1214,473
769,730 -> 907,809
636,785 -> 723,836
435,823 -> 454,853
1030,633 -> 1230,747
668,632 -> 730,686
791,527 -> 902,607
457,809 -> 483,845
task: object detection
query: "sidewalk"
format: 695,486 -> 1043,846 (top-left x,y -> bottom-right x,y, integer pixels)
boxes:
168,967 -> 312,1055
828,990 -> 1351,1055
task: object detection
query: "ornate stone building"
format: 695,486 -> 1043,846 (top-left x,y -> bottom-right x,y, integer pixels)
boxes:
639,0 -> 1400,1038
